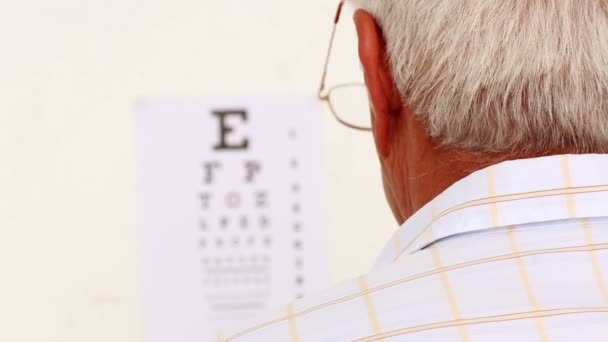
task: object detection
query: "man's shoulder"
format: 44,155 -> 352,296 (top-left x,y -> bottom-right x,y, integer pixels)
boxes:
220,275 -> 363,341
221,252 -> 434,342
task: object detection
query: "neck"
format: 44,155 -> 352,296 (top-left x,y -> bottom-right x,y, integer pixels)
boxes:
394,145 -> 589,224
386,108 -> 589,224
389,147 -> 477,223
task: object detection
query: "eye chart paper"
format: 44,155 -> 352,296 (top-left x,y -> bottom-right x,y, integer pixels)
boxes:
137,96 -> 329,342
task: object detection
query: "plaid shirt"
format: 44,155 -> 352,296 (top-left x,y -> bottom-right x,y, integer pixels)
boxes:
222,154 -> 608,341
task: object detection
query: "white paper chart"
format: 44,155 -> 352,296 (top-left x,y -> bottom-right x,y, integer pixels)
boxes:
136,96 -> 329,342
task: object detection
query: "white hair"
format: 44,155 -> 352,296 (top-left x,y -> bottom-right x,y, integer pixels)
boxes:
352,0 -> 608,152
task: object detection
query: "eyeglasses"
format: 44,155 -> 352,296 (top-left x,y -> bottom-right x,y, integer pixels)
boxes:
318,0 -> 372,131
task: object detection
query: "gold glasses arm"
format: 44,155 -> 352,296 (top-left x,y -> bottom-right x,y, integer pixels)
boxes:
326,83 -> 372,132
318,0 -> 345,101
318,1 -> 373,132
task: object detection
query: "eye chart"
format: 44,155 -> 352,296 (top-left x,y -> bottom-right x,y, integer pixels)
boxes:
136,96 -> 329,342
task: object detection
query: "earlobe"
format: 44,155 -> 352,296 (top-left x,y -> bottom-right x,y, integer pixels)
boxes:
354,10 -> 401,160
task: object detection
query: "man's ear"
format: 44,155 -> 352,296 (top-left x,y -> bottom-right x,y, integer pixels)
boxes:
354,10 -> 402,159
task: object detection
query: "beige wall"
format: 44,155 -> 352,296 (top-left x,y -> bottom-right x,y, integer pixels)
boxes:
0,1 -> 395,341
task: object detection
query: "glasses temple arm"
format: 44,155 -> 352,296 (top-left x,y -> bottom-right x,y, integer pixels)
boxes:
319,1 -> 345,99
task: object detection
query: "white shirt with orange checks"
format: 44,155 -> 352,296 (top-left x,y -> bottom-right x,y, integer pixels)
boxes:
221,154 -> 608,342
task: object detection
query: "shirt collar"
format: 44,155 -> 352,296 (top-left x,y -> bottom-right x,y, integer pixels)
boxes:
374,154 -> 608,267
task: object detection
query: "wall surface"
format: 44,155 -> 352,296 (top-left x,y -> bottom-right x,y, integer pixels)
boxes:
0,1 -> 395,341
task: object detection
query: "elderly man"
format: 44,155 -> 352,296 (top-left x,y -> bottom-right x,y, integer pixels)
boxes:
222,0 -> 608,340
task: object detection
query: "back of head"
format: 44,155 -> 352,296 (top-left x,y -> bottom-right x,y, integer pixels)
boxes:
353,0 -> 608,153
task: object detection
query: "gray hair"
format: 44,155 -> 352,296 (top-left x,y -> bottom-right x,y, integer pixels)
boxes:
353,0 -> 608,152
